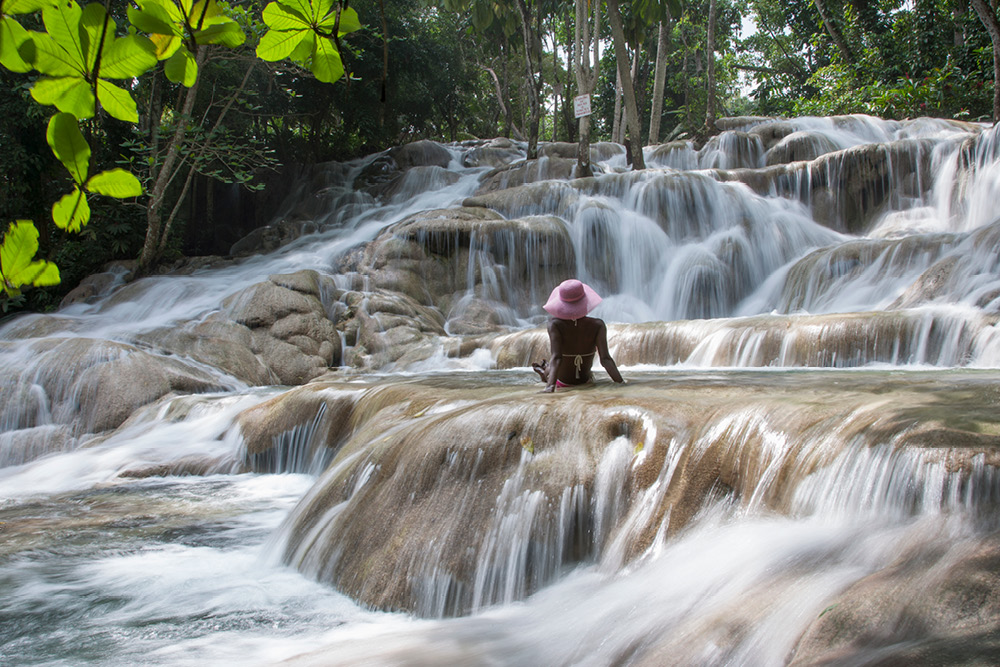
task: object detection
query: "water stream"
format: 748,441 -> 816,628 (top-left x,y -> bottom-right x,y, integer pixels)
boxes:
3,116 -> 1000,665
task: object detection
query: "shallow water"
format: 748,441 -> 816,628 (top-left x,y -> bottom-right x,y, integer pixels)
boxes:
2,368 -> 999,665
0,474 -> 376,666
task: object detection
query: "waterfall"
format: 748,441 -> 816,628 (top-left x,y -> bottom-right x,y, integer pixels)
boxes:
3,116 -> 1000,665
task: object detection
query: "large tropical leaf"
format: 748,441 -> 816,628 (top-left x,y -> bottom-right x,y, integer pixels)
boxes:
260,1 -> 307,30
257,0 -> 360,83
86,169 -> 143,198
128,0 -> 243,86
100,34 -> 159,78
20,0 -> 155,119
310,34 -> 343,83
51,187 -> 90,232
0,14 -> 33,72
164,46 -> 196,86
1,0 -> 53,14
46,112 -> 90,185
256,23 -> 306,61
96,79 -> 140,122
0,221 -> 61,297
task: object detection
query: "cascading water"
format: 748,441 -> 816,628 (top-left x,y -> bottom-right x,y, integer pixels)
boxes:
3,115 -> 1000,665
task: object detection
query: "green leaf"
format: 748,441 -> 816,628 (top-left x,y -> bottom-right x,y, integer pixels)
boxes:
51,187 -> 90,231
261,2 -> 308,30
164,45 -> 196,85
96,78 -> 139,122
289,30 -> 313,62
271,0 -> 313,23
31,75 -> 94,117
0,15 -> 33,72
79,2 -> 110,72
40,0 -> 84,67
25,0 -> 152,118
46,112 -> 90,185
127,2 -> 178,37
336,6 -> 360,35
99,33 -> 157,78
3,0 -> 55,14
256,1 -> 358,83
22,29 -> 82,76
256,25 -> 306,61
310,35 -> 343,83
85,168 -> 143,198
0,221 -> 60,297
195,21 -> 244,47
471,2 -> 491,32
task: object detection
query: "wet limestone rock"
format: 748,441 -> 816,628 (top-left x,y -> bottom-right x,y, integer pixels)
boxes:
138,271 -> 344,385
461,138 -> 524,168
230,218 -> 319,257
58,262 -> 134,308
465,180 -> 581,219
764,130 -> 840,166
273,374 -> 1000,620
808,138 -> 937,233
788,539 -> 1000,665
135,316 -> 277,386
389,139 -> 452,170
218,270 -> 343,384
338,205 -> 574,339
474,157 -> 579,195
236,383 -> 360,471
0,337 -> 228,436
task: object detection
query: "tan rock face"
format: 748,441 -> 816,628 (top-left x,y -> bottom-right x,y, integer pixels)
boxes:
0,337 -> 228,437
262,372 -> 1000,621
337,205 -> 576,342
788,539 -> 1000,666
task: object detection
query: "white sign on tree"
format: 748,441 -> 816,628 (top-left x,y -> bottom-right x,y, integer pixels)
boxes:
574,94 -> 592,118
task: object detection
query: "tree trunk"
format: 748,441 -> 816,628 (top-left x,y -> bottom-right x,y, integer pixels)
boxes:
515,0 -> 543,159
813,0 -> 856,64
573,0 -> 601,177
705,0 -> 717,130
972,0 -> 1000,121
563,39 -> 576,142
483,65 -> 525,140
139,46 -> 207,272
157,59 -> 257,259
612,68 -> 623,143
649,21 -> 670,144
607,0 -> 645,169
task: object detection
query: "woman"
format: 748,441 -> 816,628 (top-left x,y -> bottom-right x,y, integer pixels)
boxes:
533,279 -> 625,392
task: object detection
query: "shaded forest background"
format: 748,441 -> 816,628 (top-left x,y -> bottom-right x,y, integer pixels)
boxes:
2,0 -> 999,313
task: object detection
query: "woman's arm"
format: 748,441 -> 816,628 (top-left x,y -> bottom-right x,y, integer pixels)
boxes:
544,320 -> 563,392
596,320 -> 625,383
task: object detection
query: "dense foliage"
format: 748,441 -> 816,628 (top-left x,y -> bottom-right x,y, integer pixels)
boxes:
2,0 -> 998,312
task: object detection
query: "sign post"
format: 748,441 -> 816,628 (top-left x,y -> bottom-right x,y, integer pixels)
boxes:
573,94 -> 592,118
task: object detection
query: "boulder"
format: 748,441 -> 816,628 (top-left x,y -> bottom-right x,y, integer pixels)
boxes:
389,139 -> 453,170
474,157 -> 578,195
230,218 -> 319,256
0,337 -> 228,436
765,130 -> 840,166
788,540 -> 1000,665
58,262 -> 134,308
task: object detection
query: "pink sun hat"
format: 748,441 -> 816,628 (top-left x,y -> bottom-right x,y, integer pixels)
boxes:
543,279 -> 602,320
